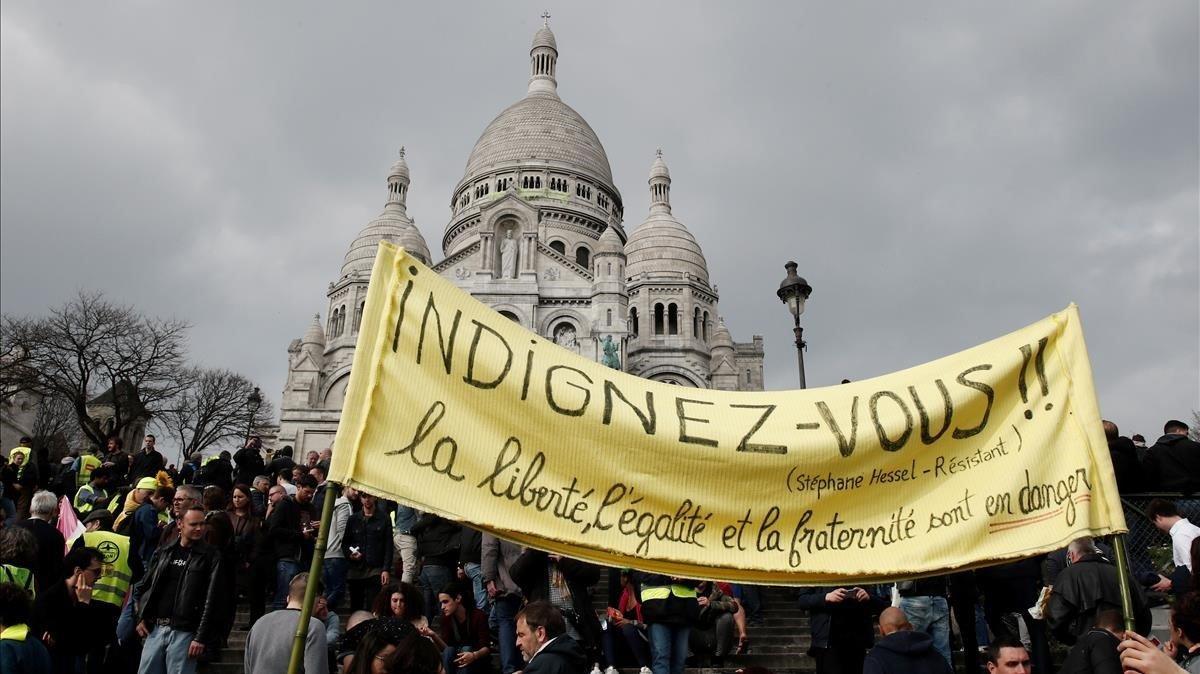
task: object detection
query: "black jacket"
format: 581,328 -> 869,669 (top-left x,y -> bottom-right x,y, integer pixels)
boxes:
265,496 -> 303,561
232,447 -> 265,486
134,539 -> 224,644
1107,437 -> 1144,493
1046,553 -> 1151,644
1142,434 -> 1200,494
128,448 -> 165,481
797,586 -> 884,652
864,630 -> 953,674
15,518 -> 65,594
511,549 -> 602,655
342,509 -> 394,571
1058,628 -> 1121,674
412,513 -> 461,566
523,635 -> 588,674
266,455 -> 295,479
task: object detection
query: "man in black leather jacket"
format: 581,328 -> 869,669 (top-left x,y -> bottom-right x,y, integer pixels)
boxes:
134,506 -> 224,673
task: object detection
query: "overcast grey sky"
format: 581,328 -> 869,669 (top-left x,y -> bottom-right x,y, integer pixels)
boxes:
2,2 -> 1196,444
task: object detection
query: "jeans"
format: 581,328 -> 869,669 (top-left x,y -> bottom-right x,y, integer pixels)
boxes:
647,623 -> 690,674
463,562 -> 488,611
689,612 -> 736,660
394,532 -> 418,584
419,564 -> 454,623
323,557 -> 349,611
138,625 -> 198,674
442,646 -> 491,674
732,584 -> 763,623
899,595 -> 951,665
602,621 -> 651,668
491,594 -> 524,674
274,558 -> 302,610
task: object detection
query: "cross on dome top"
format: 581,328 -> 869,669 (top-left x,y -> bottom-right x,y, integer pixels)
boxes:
541,10 -> 550,26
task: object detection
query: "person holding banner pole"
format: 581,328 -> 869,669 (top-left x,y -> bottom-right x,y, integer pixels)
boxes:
286,481 -> 339,674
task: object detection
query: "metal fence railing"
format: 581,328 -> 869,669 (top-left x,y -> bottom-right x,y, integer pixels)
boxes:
1118,494 -> 1199,579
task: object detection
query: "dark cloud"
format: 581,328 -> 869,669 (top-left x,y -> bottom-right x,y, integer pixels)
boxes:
2,2 -> 1196,442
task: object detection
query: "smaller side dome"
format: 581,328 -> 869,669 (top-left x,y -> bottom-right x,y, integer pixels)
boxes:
595,225 -> 624,256
342,149 -> 431,275
302,314 -> 326,346
710,318 -> 734,353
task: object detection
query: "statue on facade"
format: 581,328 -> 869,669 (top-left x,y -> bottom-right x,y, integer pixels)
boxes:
601,335 -> 621,369
554,323 -> 577,348
499,229 -> 518,279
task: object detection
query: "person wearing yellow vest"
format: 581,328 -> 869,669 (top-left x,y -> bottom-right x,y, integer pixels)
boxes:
71,508 -> 132,668
0,581 -> 52,673
638,573 -> 700,674
75,448 -> 103,489
113,477 -> 158,532
6,438 -> 31,474
73,467 -> 113,517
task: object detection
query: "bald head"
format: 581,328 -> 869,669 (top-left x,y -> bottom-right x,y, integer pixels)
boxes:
1102,420 -> 1118,440
879,607 -> 912,636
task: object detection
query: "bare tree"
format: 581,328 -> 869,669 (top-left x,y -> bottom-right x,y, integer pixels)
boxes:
156,368 -> 274,461
11,291 -> 190,447
31,394 -> 82,460
0,317 -> 42,405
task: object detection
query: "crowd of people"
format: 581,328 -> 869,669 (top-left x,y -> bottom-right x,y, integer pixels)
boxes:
0,417 -> 1195,674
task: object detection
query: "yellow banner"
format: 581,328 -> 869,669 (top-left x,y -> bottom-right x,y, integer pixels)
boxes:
330,242 -> 1123,584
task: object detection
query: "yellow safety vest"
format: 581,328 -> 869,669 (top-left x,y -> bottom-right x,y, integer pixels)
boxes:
73,484 -> 107,515
0,564 -> 35,599
639,584 -> 698,601
81,531 -> 132,608
77,454 -> 102,487
8,447 -> 30,480
0,623 -> 30,642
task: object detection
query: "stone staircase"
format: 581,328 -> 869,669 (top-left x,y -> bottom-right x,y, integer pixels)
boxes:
200,584 -> 817,674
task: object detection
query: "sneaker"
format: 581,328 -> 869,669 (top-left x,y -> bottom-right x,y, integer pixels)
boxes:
639,668 -> 652,674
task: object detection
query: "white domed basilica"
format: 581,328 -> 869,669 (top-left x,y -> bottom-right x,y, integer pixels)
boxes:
278,20 -> 765,452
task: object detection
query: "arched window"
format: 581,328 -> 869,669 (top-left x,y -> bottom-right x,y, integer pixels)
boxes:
654,303 -> 664,335
702,312 -> 710,341
667,303 -> 679,335
606,309 -> 612,326
499,310 -> 521,324
630,308 -> 639,336
549,240 -> 566,255
606,262 -> 612,275
575,246 -> 590,268
693,308 -> 700,338
746,369 -> 752,384
339,305 -> 347,336
354,302 -> 365,333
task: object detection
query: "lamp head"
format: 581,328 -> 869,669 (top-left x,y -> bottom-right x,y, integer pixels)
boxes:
776,261 -> 812,318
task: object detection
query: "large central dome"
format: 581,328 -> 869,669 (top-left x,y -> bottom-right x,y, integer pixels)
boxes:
455,22 -> 617,196
461,93 -> 615,190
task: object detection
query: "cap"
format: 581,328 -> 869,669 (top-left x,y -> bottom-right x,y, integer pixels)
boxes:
135,477 -> 159,491
83,509 -> 114,524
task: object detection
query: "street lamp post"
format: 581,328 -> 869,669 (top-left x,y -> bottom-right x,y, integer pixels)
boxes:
776,261 -> 813,388
246,386 -> 262,440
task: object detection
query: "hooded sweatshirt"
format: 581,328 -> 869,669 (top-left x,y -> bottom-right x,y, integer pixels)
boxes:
1143,434 -> 1200,494
524,635 -> 588,674
864,630 -> 953,674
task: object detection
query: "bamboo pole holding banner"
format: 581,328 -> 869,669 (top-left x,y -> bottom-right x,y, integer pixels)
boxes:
1112,533 -> 1137,633
287,482 -> 341,674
